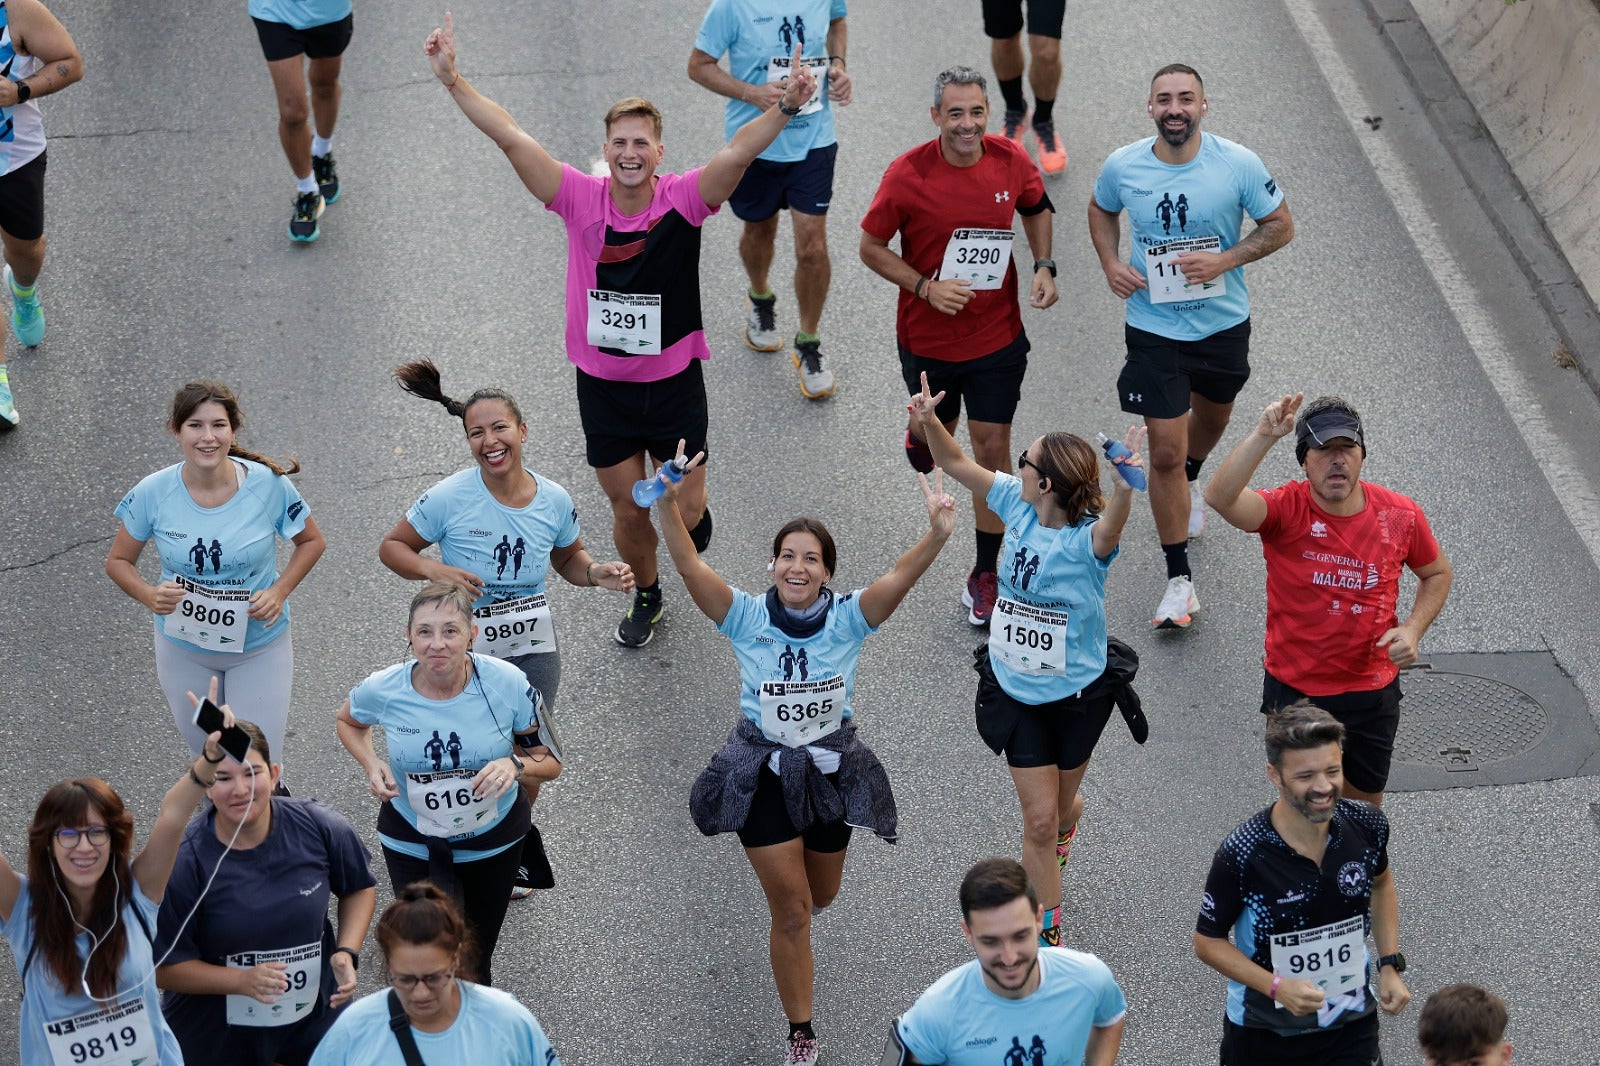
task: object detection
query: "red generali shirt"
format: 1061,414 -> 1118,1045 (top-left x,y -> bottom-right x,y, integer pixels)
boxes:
860,135 -> 1047,362
1256,480 -> 1441,696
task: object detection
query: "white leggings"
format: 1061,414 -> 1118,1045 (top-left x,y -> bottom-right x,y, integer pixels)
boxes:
152,627 -> 295,759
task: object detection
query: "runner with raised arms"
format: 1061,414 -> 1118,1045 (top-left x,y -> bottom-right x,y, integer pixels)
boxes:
424,11 -> 817,650
105,381 -> 325,761
650,441 -> 955,1066
909,372 -> 1143,949
154,718 -> 377,1066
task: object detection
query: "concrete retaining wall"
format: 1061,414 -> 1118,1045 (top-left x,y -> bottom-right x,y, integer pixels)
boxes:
1408,0 -> 1600,301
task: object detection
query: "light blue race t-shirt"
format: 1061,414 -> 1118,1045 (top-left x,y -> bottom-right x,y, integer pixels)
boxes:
248,0 -> 351,32
897,947 -> 1127,1066
986,473 -> 1115,703
694,0 -> 847,162
348,654 -> 537,861
3,879 -> 185,1066
406,469 -> 580,611
717,587 -> 875,730
1092,132 -> 1284,340
114,459 -> 311,652
309,981 -> 560,1066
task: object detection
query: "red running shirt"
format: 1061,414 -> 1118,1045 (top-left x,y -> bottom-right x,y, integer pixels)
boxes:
1256,480 -> 1441,696
860,135 -> 1046,363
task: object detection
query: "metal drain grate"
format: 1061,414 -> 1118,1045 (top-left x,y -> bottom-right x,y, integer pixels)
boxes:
1393,671 -> 1551,771
1385,651 -> 1600,791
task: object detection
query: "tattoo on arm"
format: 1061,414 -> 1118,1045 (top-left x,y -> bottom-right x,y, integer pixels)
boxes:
55,63 -> 69,79
1230,217 -> 1291,267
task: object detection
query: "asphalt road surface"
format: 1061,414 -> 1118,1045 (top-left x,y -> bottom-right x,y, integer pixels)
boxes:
2,0 -> 1598,1062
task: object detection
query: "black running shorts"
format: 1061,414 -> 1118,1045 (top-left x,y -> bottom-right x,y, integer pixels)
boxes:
575,360 -> 710,470
899,331 -> 1030,426
981,0 -> 1067,39
1220,1013 -> 1381,1066
976,648 -> 1115,770
254,13 -> 354,62
1261,671 -> 1403,795
737,766 -> 852,852
0,151 -> 46,242
1118,319 -> 1252,420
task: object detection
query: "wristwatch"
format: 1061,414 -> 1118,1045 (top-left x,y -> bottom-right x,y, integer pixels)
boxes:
14,81 -> 30,105
1033,258 -> 1057,277
507,750 -> 526,774
778,99 -> 802,116
331,947 -> 360,971
1377,952 -> 1406,973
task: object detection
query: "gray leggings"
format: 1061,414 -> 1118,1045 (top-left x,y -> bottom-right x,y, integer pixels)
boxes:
153,627 -> 295,758
505,650 -> 560,712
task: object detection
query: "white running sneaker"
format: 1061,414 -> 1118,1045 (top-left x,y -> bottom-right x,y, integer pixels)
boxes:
746,293 -> 782,352
1188,481 -> 1207,538
1153,575 -> 1198,629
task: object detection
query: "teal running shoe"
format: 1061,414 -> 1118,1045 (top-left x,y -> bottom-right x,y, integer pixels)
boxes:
4,265 -> 44,347
0,368 -> 18,429
288,191 -> 324,243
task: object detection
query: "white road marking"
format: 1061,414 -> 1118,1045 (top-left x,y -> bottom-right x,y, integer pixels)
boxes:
1280,0 -> 1600,569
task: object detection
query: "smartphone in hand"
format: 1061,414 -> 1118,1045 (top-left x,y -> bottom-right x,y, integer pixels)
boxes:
193,698 -> 254,764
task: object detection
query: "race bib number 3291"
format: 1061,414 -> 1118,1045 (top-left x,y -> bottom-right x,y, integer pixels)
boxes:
586,290 -> 661,354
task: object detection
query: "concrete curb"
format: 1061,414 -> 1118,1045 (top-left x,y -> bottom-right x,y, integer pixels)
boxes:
1354,0 -> 1600,397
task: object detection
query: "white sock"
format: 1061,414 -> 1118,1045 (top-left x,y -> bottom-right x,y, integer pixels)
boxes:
311,135 -> 333,158
296,174 -> 318,196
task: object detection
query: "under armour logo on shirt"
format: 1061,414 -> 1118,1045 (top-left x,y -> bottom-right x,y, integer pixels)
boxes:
1128,392 -> 1142,403
995,190 -> 1010,203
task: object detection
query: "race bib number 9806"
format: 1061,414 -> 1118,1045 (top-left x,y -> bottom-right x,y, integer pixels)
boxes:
164,576 -> 250,653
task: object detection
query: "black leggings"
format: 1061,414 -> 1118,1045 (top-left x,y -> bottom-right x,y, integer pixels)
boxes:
383,843 -> 522,986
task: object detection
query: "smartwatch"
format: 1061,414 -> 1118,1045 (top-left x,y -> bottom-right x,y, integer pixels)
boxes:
508,750 -> 526,774
14,81 -> 30,105
1033,258 -> 1057,277
1377,952 -> 1406,973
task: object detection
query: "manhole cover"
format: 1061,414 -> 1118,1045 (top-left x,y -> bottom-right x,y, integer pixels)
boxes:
1386,651 -> 1600,791
1393,671 -> 1550,770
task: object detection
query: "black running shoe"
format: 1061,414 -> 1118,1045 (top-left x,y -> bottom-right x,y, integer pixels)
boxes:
615,586 -> 664,647
312,152 -> 341,204
289,191 -> 324,243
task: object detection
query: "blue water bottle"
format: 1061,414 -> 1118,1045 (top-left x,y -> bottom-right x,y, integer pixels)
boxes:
632,458 -> 688,507
1095,433 -> 1147,491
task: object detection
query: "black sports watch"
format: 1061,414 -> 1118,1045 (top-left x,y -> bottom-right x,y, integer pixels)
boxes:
507,750 -> 526,774
1033,258 -> 1057,277
14,81 -> 30,105
331,946 -> 360,971
1377,952 -> 1406,973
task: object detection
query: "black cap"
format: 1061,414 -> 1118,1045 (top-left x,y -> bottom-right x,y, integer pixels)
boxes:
1296,409 -> 1364,450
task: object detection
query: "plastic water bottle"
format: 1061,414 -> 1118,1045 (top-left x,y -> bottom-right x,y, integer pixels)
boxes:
632,458 -> 688,507
1095,433 -> 1147,491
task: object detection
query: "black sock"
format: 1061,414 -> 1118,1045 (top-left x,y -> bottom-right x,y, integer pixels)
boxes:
789,1020 -> 815,1042
974,530 -> 1003,574
1161,541 -> 1190,581
999,76 -> 1026,114
639,579 -> 661,599
1032,97 -> 1055,127
1185,456 -> 1205,483
690,507 -> 714,553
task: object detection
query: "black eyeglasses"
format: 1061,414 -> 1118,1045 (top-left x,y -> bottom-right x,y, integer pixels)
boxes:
55,826 -> 110,849
391,969 -> 455,992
